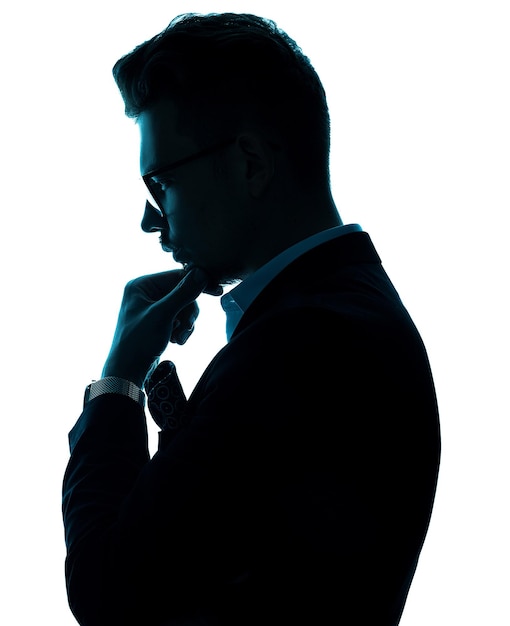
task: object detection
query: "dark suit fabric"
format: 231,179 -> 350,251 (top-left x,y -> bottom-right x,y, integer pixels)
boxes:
63,232 -> 440,625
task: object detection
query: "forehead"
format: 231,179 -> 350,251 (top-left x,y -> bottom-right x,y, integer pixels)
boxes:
138,100 -> 196,174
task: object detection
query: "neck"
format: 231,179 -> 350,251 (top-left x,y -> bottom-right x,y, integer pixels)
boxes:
245,187 -> 343,274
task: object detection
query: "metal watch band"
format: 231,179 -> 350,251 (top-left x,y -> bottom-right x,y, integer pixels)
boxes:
84,377 -> 145,407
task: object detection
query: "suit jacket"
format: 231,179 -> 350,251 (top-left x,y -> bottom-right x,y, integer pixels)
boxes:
63,231 -> 440,625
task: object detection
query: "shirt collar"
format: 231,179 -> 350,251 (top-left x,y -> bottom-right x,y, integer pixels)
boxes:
221,224 -> 362,341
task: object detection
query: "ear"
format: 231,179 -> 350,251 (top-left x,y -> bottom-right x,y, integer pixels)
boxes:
236,133 -> 275,198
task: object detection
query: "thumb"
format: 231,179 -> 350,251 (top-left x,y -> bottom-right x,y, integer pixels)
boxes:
181,266 -> 222,297
183,266 -> 209,292
154,266 -> 209,319
161,267 -> 210,345
172,266 -> 209,307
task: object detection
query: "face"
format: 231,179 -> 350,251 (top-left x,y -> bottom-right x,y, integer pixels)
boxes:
138,100 -> 257,285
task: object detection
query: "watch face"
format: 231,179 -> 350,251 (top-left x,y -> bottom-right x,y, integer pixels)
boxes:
83,384 -> 92,407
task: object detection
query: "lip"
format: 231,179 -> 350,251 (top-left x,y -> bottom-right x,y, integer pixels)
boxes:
159,238 -> 190,268
158,235 -> 174,254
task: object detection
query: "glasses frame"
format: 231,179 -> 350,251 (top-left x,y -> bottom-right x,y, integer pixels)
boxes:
142,137 -> 236,216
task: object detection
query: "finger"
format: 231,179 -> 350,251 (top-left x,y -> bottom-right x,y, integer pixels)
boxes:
135,267 -> 221,301
151,267 -> 207,335
160,267 -> 209,310
175,301 -> 199,328
123,270 -> 185,305
138,270 -> 186,302
172,322 -> 195,345
183,265 -> 223,296
170,302 -> 199,344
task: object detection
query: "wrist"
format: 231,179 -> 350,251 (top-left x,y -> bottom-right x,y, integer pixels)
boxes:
84,377 -> 145,407
102,353 -> 160,389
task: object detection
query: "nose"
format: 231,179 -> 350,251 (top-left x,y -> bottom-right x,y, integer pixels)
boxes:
141,201 -> 167,233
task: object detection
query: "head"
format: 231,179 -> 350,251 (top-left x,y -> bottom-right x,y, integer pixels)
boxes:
113,13 -> 335,284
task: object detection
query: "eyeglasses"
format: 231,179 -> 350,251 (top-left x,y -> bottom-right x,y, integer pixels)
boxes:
142,137 -> 236,217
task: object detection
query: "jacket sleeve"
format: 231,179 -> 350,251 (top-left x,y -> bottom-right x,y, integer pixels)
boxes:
62,394 -> 151,624
62,377 -> 253,626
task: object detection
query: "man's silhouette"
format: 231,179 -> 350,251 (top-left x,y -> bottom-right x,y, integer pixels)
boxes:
63,13 -> 440,625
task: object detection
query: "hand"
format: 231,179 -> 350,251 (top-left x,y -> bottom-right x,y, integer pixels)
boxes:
102,267 -> 219,387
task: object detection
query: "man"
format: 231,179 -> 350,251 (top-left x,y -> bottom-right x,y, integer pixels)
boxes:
63,13 -> 440,626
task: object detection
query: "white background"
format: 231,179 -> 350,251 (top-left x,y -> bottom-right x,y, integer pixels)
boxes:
1,1 -> 509,623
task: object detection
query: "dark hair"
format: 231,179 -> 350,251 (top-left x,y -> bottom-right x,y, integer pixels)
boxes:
113,13 -> 331,185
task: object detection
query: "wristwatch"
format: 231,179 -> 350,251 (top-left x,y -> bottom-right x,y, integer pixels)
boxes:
84,377 -> 146,408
